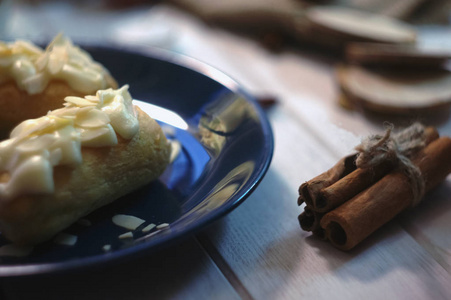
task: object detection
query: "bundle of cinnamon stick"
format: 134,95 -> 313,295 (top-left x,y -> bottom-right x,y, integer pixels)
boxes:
298,123 -> 451,250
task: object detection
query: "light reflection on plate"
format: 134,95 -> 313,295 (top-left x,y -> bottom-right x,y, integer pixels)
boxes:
135,100 -> 188,130
0,46 -> 273,277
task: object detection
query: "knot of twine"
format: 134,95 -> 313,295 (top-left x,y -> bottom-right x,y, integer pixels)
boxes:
355,122 -> 427,207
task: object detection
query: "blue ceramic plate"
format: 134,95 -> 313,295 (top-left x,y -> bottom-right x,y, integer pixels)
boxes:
0,46 -> 273,276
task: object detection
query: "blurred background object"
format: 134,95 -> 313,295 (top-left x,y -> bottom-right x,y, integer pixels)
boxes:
167,0 -> 451,51
2,0 -> 450,53
166,0 -> 451,116
162,0 -> 451,115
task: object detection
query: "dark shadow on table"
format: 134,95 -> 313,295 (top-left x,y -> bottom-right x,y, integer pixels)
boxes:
1,237 -> 213,300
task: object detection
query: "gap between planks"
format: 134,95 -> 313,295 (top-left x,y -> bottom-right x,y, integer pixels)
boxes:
399,219 -> 451,275
196,232 -> 254,300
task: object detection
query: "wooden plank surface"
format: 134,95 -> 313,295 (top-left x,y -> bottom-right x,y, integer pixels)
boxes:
1,2 -> 451,300
399,179 -> 451,273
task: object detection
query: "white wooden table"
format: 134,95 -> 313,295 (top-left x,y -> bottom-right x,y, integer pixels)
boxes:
1,2 -> 451,299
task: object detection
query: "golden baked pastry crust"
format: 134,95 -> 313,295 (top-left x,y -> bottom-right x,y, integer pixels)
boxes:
0,106 -> 170,245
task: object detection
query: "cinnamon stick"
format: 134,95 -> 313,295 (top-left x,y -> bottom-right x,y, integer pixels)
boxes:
298,206 -> 325,239
314,161 -> 393,213
313,126 -> 439,213
298,153 -> 357,207
320,137 -> 451,250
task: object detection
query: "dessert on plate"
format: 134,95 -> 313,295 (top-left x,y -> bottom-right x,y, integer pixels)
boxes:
0,85 -> 171,245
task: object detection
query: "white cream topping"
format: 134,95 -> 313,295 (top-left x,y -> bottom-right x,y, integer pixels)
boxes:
0,34 -> 112,94
0,85 -> 138,200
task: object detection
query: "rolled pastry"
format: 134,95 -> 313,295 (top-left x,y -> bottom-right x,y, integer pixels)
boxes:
0,34 -> 117,138
0,86 -> 170,245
